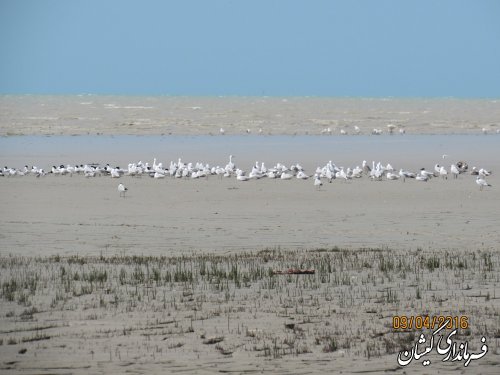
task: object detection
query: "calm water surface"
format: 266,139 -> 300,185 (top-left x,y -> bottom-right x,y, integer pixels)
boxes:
1,135 -> 499,172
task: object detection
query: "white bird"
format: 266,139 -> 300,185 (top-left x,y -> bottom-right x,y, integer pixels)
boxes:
399,169 -> 416,182
478,168 -> 491,178
314,174 -> 323,189
362,160 -> 371,175
226,155 -> 235,171
351,166 -> 363,178
386,172 -> 399,180
220,127 -> 225,135
420,168 -> 435,179
354,126 -> 361,134
416,174 -> 429,182
339,167 -> 351,181
118,183 -> 128,197
248,169 -> 263,179
296,171 -> 309,180
110,168 -> 121,178
266,170 -> 277,178
236,170 -> 249,181
476,176 -> 491,191
439,166 -> 448,179
450,164 -> 460,179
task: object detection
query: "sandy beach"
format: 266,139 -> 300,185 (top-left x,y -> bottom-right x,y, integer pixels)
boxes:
1,96 -> 500,373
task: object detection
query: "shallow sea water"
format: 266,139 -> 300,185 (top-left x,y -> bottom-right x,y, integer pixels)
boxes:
1,134 -> 499,172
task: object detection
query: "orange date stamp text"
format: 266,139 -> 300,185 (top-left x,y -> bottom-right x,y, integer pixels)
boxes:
392,315 -> 469,330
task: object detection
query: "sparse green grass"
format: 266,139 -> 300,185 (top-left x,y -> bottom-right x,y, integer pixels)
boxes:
0,247 -> 498,362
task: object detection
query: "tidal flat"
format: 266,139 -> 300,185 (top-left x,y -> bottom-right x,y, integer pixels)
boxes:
0,248 -> 499,374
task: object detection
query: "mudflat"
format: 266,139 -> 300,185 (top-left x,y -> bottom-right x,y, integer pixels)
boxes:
0,96 -> 499,373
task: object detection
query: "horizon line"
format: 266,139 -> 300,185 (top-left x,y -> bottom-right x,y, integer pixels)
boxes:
1,92 -> 499,101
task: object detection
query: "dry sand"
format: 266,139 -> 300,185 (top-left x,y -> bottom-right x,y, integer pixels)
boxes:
1,96 -> 500,373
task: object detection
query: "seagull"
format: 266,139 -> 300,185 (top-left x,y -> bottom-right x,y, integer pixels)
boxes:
478,168 -> 492,178
314,174 -> 323,189
236,169 -> 249,181
219,127 -> 225,135
420,168 -> 435,179
296,170 -> 309,180
399,169 -> 416,182
226,155 -> 235,172
450,164 -> 460,179
386,172 -> 400,180
476,176 -> 491,191
111,168 -> 121,178
439,166 -> 448,179
118,183 -> 128,197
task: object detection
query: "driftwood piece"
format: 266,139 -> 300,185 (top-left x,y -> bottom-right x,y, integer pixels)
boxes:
273,269 -> 315,275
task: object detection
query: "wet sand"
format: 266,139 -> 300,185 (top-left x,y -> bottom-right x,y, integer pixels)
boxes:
1,95 -> 500,136
0,171 -> 499,257
0,248 -> 499,374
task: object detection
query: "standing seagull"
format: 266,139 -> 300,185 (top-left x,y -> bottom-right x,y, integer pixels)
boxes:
314,174 -> 323,190
118,183 -> 128,197
476,176 -> 491,191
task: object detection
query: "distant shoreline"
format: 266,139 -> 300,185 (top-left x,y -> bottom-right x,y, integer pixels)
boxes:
2,93 -> 500,100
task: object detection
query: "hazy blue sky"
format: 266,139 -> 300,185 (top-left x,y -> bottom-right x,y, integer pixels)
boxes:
1,0 -> 499,97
